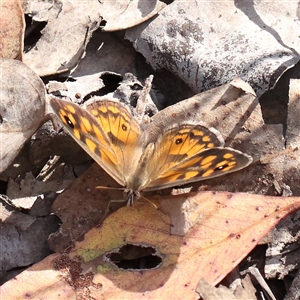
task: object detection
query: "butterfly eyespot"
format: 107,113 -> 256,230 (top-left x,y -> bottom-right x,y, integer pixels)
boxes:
121,124 -> 127,131
215,164 -> 229,171
175,138 -> 183,144
64,116 -> 75,128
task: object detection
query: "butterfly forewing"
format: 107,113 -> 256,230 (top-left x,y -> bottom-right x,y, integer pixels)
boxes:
85,100 -> 143,180
50,98 -> 127,185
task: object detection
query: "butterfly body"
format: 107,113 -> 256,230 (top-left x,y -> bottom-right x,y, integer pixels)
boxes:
50,98 -> 252,205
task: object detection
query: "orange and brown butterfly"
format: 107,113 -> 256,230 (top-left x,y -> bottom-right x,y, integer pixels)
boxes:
49,97 -> 252,206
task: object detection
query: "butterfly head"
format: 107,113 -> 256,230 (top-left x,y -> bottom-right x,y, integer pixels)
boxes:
124,189 -> 141,206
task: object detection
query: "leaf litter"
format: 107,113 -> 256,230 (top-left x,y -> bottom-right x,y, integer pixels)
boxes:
0,1 -> 299,299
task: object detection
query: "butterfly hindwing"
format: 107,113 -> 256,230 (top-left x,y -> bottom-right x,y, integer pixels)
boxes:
143,125 -> 252,191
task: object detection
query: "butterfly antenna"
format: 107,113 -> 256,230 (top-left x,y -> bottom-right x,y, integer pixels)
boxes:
96,185 -> 126,191
139,194 -> 159,210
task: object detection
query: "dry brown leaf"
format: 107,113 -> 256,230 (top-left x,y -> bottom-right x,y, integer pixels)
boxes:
0,0 -> 24,60
1,192 -> 300,299
0,199 -> 58,273
196,275 -> 257,300
265,210 -> 300,280
126,1 -> 300,97
70,31 -> 140,77
23,0 -> 102,76
98,0 -> 166,32
47,72 -> 107,102
23,0 -> 166,76
0,59 -> 46,173
48,162 -> 116,252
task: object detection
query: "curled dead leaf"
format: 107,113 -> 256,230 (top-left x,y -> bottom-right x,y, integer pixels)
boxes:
0,59 -> 46,173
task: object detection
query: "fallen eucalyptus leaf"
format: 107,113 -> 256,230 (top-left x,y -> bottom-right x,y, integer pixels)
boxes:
1,193 -> 300,299
23,0 -> 102,76
23,0 -> 166,76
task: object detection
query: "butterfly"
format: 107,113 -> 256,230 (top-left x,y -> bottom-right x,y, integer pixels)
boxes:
50,97 -> 252,206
